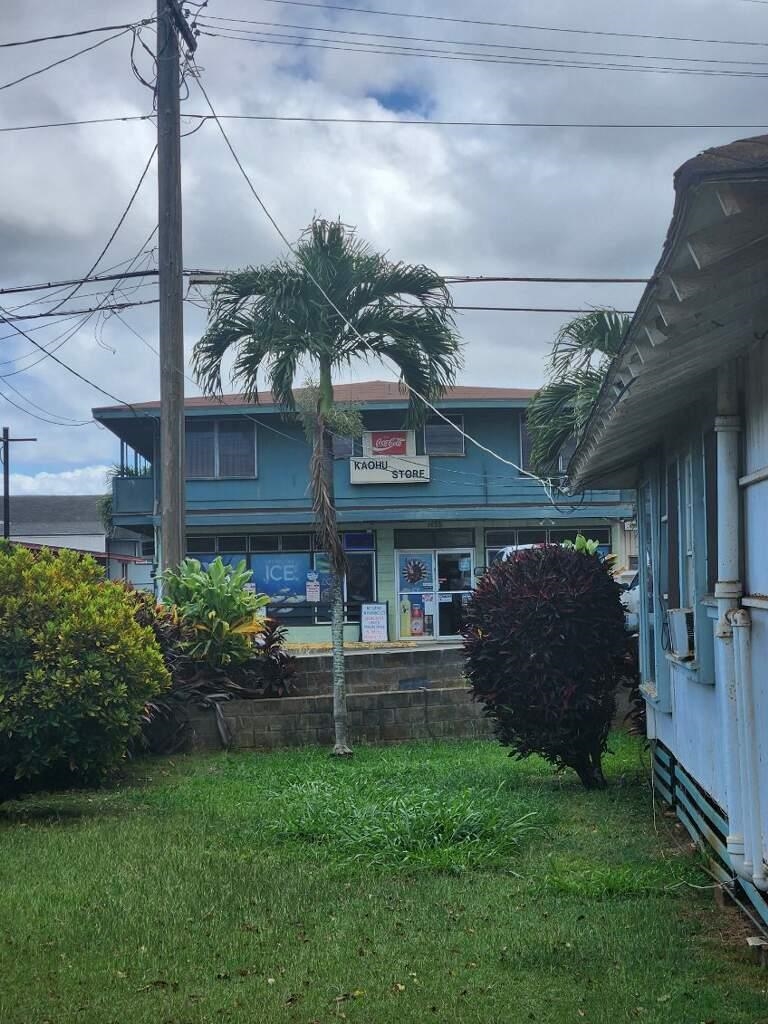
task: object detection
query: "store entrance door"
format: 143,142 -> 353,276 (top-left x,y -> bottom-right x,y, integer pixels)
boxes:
435,549 -> 474,638
396,548 -> 474,640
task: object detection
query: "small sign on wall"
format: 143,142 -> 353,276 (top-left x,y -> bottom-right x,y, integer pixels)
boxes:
363,430 -> 415,456
361,602 -> 389,642
350,455 -> 430,484
305,571 -> 321,603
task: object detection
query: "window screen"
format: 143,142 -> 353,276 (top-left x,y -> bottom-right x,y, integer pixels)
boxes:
187,535 -> 215,553
218,419 -> 255,477
424,415 -> 464,455
186,419 -> 215,478
219,535 -> 248,552
332,435 -> 354,459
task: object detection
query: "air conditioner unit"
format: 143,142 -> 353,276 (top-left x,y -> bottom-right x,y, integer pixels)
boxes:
668,608 -> 695,660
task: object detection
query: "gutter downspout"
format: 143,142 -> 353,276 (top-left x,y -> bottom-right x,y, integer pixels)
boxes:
731,608 -> 768,890
714,365 -> 746,874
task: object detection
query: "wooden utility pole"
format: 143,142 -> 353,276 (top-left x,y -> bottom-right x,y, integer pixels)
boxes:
156,0 -> 196,573
2,427 -> 36,540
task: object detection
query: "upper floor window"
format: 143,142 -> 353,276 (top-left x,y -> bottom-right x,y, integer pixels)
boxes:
520,413 -> 576,475
423,415 -> 464,456
332,434 -> 363,459
186,418 -> 257,479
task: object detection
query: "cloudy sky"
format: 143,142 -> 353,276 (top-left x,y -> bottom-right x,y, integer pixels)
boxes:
2,0 -> 767,492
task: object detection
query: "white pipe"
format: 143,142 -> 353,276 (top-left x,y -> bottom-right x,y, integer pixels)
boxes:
730,608 -> 754,877
732,609 -> 768,890
714,364 -> 745,872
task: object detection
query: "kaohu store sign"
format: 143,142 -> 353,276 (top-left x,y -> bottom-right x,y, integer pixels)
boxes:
350,454 -> 430,484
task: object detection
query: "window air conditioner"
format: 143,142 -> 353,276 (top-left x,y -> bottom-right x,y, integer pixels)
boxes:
668,608 -> 695,660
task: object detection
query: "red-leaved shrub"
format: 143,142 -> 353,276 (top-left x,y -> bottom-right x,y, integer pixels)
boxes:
463,545 -> 626,788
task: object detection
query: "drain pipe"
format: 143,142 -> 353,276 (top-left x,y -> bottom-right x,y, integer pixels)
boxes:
714,364 -> 746,874
731,609 -> 768,890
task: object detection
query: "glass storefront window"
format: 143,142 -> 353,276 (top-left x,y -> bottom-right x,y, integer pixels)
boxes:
396,549 -> 474,639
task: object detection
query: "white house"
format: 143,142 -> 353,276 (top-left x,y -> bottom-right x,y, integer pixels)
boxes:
570,135 -> 768,925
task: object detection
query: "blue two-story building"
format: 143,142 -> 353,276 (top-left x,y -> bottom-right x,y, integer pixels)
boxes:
94,380 -> 635,643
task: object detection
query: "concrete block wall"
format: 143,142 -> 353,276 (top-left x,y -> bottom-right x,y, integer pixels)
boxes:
294,646 -> 466,696
187,686 -> 492,751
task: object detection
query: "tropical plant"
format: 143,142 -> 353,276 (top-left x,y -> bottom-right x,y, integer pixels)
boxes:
526,310 -> 631,478
192,217 -> 462,754
0,544 -> 169,796
132,592 -> 297,755
97,463 -> 151,536
463,542 -> 627,789
162,557 -> 269,668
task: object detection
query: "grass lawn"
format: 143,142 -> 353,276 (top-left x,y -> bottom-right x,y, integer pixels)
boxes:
1,735 -> 766,1024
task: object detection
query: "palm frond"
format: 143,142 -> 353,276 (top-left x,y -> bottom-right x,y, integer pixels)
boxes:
549,309 -> 631,380
526,370 -> 603,477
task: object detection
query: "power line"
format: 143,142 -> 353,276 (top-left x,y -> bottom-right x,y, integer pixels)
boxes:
0,300 -> 159,324
201,28 -> 768,78
0,303 -> 134,406
0,268 -> 649,298
0,20 -> 154,49
4,226 -> 159,376
5,111 -> 768,134
0,114 -> 154,133
451,305 -> 636,313
252,0 -> 768,48
0,375 -> 92,427
201,14 -> 768,67
1,26 -> 136,92
45,145 -> 157,316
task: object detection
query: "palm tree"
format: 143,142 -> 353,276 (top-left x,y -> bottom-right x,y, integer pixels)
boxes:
192,218 -> 462,755
526,310 -> 630,478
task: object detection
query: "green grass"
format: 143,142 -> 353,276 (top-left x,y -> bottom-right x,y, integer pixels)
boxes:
1,735 -> 766,1024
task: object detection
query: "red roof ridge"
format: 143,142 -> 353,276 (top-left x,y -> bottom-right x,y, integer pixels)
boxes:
95,379 -> 537,413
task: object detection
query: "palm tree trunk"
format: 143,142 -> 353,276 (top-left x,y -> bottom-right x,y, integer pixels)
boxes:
312,358 -> 352,756
330,573 -> 350,754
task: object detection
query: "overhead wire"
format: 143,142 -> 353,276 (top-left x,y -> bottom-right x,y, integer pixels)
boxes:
200,15 -> 768,68
0,25 -> 138,92
6,112 -> 768,133
188,61 -> 575,506
250,0 -> 768,48
201,28 -> 768,78
4,225 -> 159,376
44,144 -> 157,316
0,21 -> 154,48
0,302 -> 136,406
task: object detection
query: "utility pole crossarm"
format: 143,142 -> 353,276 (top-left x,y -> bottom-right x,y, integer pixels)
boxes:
167,0 -> 198,52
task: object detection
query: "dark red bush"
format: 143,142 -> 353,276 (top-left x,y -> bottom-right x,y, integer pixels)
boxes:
463,545 -> 627,788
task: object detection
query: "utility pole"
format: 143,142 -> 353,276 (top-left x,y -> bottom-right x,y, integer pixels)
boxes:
2,427 -> 36,540
156,0 -> 196,574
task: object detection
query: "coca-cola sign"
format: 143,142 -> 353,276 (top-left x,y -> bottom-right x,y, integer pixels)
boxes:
370,431 -> 408,455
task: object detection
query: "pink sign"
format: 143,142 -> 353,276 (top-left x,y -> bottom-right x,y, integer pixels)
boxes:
370,431 -> 408,455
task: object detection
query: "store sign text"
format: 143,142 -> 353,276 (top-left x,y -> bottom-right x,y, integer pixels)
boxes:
350,455 -> 431,484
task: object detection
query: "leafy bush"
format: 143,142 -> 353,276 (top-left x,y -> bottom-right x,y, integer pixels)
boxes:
132,593 -> 297,754
463,543 -> 627,789
0,545 -> 169,795
162,557 -> 269,668
250,618 -> 297,696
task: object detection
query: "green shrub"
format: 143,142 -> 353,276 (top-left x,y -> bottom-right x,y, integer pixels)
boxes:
162,557 -> 269,668
463,543 -> 626,789
0,545 -> 169,794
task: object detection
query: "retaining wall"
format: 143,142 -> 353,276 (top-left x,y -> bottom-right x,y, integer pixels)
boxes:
293,646 -> 466,695
188,685 -> 491,751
